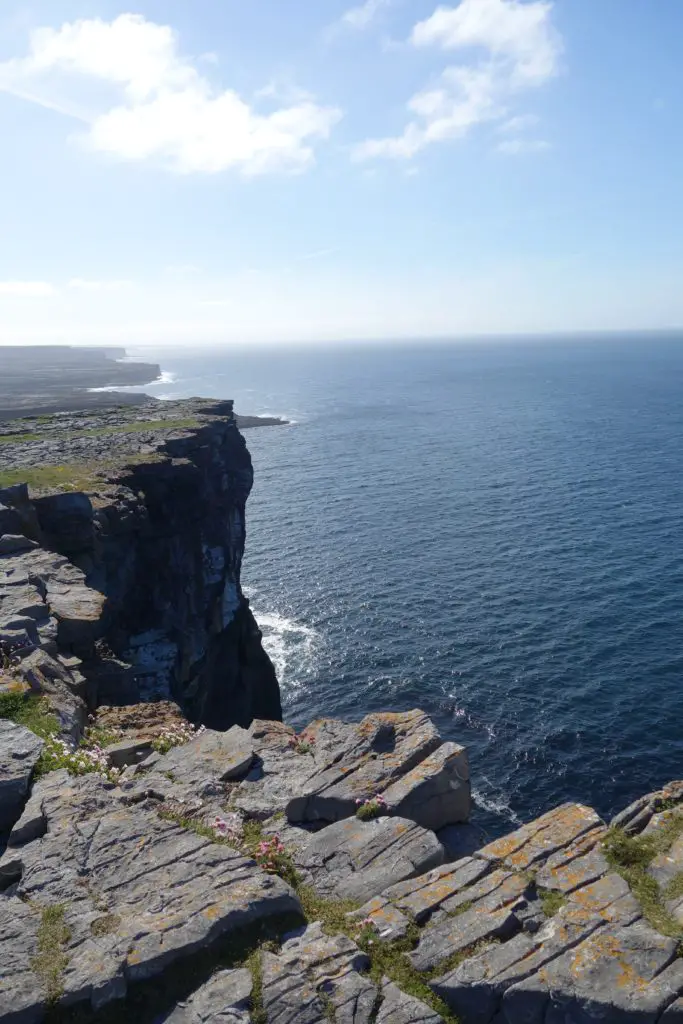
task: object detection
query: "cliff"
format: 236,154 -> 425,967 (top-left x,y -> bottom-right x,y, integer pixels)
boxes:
0,399 -> 281,730
2,401 -> 683,1024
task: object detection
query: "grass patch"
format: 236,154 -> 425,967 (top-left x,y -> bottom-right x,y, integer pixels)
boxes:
31,904 -> 71,1004
603,814 -> 683,938
0,452 -> 167,494
0,418 -> 199,446
0,692 -> 59,741
246,948 -> 267,1024
0,464 -> 113,493
665,872 -> 683,903
538,888 -> 567,918
91,914 -> 121,938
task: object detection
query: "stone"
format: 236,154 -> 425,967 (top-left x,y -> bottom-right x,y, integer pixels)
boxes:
347,897 -> 412,941
611,781 -> 683,836
504,921 -> 681,1024
382,742 -> 471,829
534,829 -> 608,894
0,894 -> 47,1023
260,922 -> 376,1024
377,979 -> 444,1023
476,802 -> 604,872
154,726 -> 254,789
294,815 -> 444,903
0,535 -> 38,555
409,906 -> 519,973
106,738 -> 153,768
161,968 -> 252,1023
430,933 -> 537,1024
385,857 -> 491,923
0,720 -> 43,831
0,772 -> 300,1016
284,711 -> 443,824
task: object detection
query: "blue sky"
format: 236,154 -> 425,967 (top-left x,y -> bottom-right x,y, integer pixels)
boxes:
0,0 -> 681,345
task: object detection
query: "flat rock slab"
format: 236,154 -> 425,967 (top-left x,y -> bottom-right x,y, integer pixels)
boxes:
261,922 -> 375,1024
158,726 -> 254,786
294,815 -> 444,904
476,802 -> 603,872
503,921 -> 681,1024
0,720 -> 43,831
409,906 -> 519,972
161,968 -> 252,1023
0,773 -> 300,1020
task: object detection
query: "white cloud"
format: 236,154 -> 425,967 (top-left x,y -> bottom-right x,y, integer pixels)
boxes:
497,136 -> 549,153
411,0 -> 560,83
341,0 -> 393,30
354,0 -> 560,160
0,281 -> 58,297
67,278 -> 132,291
0,14 -> 341,175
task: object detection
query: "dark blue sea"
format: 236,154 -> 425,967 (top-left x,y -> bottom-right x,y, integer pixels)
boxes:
129,334 -> 683,835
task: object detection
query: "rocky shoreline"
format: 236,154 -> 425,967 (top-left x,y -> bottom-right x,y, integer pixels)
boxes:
1,400 -> 683,1023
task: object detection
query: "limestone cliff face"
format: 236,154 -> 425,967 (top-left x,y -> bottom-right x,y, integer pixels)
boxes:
0,399 -> 282,729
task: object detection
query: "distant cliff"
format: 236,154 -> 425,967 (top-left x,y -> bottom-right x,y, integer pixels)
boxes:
0,399 -> 281,730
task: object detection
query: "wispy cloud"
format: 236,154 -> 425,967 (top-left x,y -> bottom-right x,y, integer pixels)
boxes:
353,0 -> 560,161
299,247 -> 338,261
0,14 -> 342,175
326,0 -> 393,39
497,136 -> 549,154
68,278 -> 132,291
0,281 -> 58,297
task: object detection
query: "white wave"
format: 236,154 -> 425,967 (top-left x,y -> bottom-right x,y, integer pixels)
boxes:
471,783 -> 522,825
146,370 -> 177,386
251,609 -> 320,688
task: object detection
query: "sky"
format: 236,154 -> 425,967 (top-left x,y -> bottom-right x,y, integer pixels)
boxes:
0,0 -> 682,346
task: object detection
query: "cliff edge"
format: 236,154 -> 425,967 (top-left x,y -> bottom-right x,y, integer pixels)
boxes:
0,399 -> 281,731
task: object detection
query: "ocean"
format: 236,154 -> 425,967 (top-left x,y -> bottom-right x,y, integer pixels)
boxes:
130,334 -> 683,835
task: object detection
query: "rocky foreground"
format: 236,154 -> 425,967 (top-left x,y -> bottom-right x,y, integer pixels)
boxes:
2,705 -> 683,1024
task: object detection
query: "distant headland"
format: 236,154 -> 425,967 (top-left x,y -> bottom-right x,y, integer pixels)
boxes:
0,345 -> 289,427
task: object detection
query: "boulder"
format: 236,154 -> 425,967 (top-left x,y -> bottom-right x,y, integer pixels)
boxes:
294,815 -> 445,903
381,742 -> 470,829
0,721 -> 43,831
159,726 -> 254,787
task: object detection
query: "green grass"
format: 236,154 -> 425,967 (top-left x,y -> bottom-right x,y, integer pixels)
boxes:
31,904 -> 71,1004
603,813 -> 683,938
246,949 -> 267,1024
538,888 -> 567,918
0,418 -> 199,446
0,692 -> 60,744
0,452 -> 168,494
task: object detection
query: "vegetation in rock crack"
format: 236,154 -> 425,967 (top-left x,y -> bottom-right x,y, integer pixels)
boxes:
288,731 -> 316,755
49,914 -> 301,1024
246,948 -> 267,1024
296,886 -> 459,1022
152,721 -> 202,754
665,872 -> 683,903
31,904 -> 71,1004
37,734 -> 122,784
538,888 -> 567,918
603,813 -> 683,938
0,692 -> 59,742
355,794 -> 387,821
